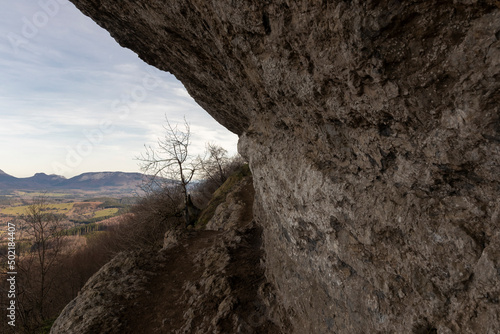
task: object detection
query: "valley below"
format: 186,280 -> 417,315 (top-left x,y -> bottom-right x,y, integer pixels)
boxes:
0,191 -> 132,243
0,170 -> 145,248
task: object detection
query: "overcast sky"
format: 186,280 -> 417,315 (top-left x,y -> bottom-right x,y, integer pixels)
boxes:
0,0 -> 238,178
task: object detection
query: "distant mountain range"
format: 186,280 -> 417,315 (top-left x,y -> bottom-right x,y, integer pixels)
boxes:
0,170 -> 150,192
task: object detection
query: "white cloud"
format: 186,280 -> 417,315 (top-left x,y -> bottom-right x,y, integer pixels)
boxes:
0,0 -> 238,178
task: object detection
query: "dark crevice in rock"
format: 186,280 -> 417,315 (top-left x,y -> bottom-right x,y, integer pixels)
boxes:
262,11 -> 272,35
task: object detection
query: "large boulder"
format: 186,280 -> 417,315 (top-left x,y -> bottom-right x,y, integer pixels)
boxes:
67,1 -> 500,332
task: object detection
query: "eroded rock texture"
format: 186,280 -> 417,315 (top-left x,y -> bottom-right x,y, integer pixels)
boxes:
68,1 -> 500,333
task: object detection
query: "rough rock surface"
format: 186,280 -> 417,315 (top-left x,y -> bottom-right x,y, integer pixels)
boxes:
206,175 -> 254,231
67,1 -> 500,333
50,250 -> 154,333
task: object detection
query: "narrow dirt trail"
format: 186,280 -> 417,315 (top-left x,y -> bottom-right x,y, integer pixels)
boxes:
121,230 -> 222,333
118,174 -> 282,333
50,174 -> 286,334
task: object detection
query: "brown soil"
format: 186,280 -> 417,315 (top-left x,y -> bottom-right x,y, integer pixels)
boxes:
120,230 -> 221,333
118,225 -> 278,333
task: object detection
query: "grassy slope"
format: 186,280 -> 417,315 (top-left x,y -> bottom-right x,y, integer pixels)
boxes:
0,202 -> 75,215
93,208 -> 120,218
195,164 -> 251,229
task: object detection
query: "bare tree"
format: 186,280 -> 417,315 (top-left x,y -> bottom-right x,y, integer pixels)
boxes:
193,145 -> 247,209
200,143 -> 230,187
138,117 -> 199,227
17,196 -> 66,330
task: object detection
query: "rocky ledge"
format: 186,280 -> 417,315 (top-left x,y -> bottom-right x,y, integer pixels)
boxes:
51,174 -> 288,333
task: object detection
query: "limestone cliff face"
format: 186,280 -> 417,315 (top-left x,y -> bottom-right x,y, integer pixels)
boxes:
69,1 -> 500,333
